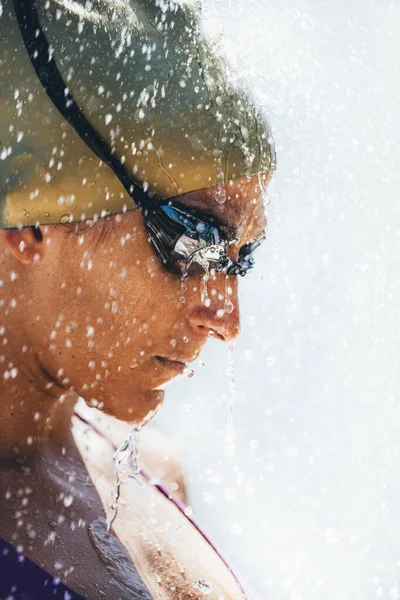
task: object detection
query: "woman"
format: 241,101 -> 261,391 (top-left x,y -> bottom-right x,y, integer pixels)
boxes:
0,0 -> 275,597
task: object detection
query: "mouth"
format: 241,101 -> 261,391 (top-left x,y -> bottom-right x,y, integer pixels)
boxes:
154,356 -> 187,374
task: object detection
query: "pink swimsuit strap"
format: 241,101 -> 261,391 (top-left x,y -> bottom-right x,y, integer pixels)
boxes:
73,409 -> 257,599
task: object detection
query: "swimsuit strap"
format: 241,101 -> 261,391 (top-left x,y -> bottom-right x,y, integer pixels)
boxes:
12,0 -> 150,210
73,409 -> 253,600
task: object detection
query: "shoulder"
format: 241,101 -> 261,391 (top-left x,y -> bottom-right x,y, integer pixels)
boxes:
139,426 -> 188,504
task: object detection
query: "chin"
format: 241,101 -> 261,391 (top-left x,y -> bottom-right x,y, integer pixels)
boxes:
87,388 -> 165,425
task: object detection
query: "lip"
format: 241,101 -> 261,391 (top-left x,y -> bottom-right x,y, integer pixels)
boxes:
154,356 -> 187,373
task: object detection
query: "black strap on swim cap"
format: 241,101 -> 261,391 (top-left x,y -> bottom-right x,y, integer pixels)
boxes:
12,0 -> 151,211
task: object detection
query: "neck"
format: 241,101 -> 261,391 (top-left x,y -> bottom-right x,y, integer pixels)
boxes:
0,338 -> 78,461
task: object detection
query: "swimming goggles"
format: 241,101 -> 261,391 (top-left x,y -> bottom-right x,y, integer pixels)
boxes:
144,202 -> 263,277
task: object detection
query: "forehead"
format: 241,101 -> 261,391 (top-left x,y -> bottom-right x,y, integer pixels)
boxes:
172,172 -> 270,244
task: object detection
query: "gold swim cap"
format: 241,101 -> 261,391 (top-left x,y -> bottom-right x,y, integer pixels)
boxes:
0,0 -> 275,228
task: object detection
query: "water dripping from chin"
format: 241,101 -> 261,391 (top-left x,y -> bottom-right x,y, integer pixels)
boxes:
107,426 -> 146,532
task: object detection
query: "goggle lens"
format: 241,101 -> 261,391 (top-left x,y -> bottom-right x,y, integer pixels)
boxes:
144,203 -> 253,278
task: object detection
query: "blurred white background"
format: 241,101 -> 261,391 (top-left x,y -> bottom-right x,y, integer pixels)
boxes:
154,1 -> 400,598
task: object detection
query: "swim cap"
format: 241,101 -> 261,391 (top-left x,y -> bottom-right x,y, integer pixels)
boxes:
0,0 -> 276,228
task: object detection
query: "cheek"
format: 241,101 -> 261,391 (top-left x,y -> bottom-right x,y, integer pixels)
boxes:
76,233 -> 183,355
36,224 -> 187,405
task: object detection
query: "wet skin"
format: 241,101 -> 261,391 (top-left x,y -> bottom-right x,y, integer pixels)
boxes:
0,409 -> 249,598
0,171 -> 271,598
0,172 -> 270,452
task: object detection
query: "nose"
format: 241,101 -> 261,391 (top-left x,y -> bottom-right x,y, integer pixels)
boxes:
186,276 -> 241,342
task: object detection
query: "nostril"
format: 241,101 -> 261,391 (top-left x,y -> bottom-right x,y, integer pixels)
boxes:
207,329 -> 225,341
187,306 -> 239,343
194,323 -> 225,341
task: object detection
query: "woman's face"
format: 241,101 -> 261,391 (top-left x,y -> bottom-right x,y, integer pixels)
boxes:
5,172 -> 270,424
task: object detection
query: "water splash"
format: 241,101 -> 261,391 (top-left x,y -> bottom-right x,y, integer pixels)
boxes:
180,274 -> 188,293
180,274 -> 188,304
183,367 -> 195,379
224,276 -> 234,314
201,270 -> 210,306
192,579 -> 214,595
224,342 -> 237,457
107,426 -> 146,531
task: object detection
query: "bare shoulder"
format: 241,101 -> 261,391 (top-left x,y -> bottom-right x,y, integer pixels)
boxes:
139,427 -> 188,504
75,400 -> 188,504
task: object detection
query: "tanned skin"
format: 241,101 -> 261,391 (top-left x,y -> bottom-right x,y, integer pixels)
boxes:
0,172 -> 270,599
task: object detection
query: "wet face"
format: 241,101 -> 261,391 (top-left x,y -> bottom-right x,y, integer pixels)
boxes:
3,172 -> 270,424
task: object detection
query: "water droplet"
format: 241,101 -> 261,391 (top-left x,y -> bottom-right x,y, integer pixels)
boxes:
201,271 -> 210,304
224,277 -> 234,313
63,494 -> 73,508
192,580 -> 214,595
214,188 -> 226,204
180,276 -> 188,293
225,299 -> 234,313
183,368 -> 195,379
107,427 -> 146,531
266,356 -> 276,368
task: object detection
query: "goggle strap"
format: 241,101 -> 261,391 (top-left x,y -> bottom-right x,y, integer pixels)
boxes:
12,0 -> 151,210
